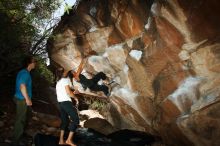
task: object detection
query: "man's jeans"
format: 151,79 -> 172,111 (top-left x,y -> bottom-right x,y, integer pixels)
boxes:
12,98 -> 30,144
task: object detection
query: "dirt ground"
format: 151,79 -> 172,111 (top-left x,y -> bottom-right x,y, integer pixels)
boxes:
0,95 -> 60,145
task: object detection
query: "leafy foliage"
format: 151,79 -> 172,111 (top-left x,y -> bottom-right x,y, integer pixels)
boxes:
85,99 -> 107,111
34,57 -> 54,84
0,0 -> 61,74
64,2 -> 73,14
0,0 -> 62,97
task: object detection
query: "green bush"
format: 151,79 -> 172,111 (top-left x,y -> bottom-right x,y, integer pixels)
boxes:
34,57 -> 54,85
88,100 -> 107,111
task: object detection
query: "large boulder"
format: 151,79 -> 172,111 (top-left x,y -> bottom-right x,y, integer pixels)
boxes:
47,0 -> 220,145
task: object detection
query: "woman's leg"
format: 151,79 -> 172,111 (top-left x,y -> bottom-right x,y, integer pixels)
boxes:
59,103 -> 69,145
62,101 -> 79,146
59,130 -> 65,145
66,132 -> 76,146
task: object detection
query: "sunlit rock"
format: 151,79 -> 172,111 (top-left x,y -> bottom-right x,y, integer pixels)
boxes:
129,50 -> 142,61
178,102 -> 220,146
84,117 -> 116,135
168,77 -> 204,114
47,0 -> 220,145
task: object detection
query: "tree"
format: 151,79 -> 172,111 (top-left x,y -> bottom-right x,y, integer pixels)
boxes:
0,0 -> 61,76
0,0 -> 63,97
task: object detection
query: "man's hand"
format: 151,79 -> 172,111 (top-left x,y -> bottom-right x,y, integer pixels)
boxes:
74,90 -> 80,94
20,84 -> 32,106
25,98 -> 32,106
74,98 -> 79,105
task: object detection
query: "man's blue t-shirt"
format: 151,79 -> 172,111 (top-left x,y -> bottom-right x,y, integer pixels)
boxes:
14,69 -> 32,100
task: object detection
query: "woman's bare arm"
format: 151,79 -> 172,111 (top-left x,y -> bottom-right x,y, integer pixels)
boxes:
65,85 -> 79,104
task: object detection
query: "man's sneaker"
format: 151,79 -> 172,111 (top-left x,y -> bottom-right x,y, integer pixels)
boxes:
107,80 -> 115,85
106,92 -> 111,97
105,84 -> 112,97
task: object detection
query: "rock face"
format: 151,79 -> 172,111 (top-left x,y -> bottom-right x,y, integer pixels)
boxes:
47,0 -> 220,146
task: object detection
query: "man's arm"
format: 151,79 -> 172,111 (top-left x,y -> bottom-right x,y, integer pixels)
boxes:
20,84 -> 32,106
75,58 -> 88,80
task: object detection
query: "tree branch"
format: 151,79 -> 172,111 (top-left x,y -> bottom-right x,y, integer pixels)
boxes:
30,24 -> 56,54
